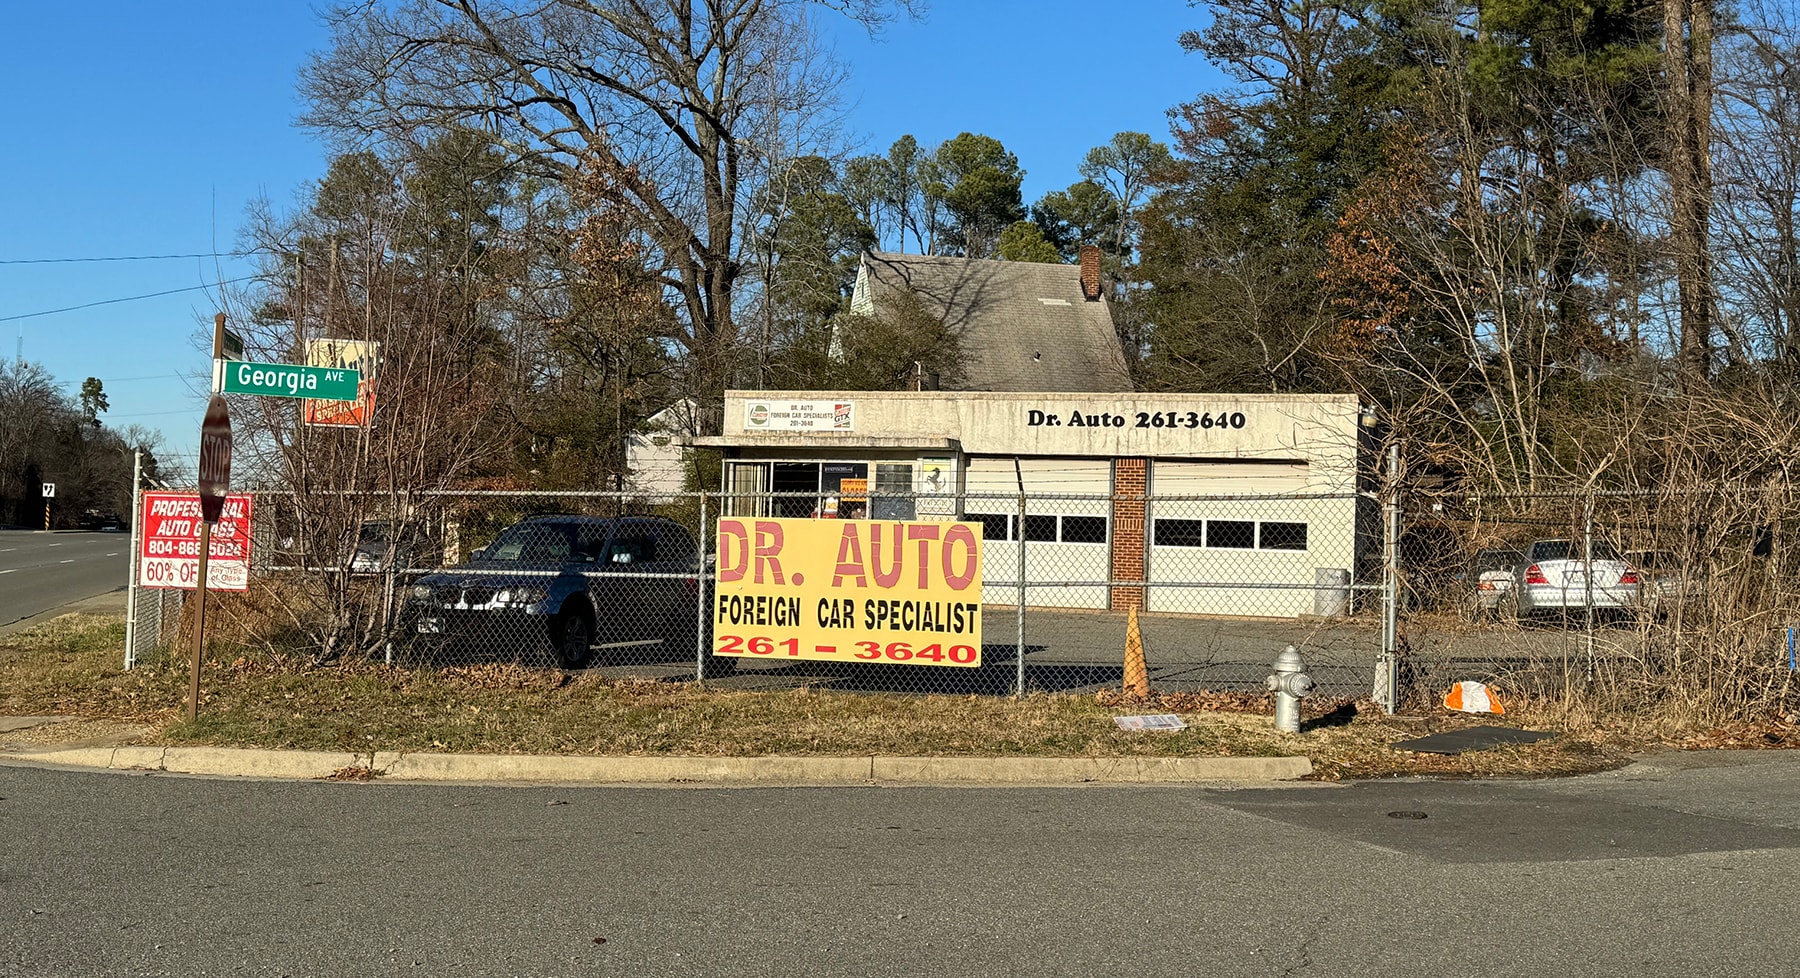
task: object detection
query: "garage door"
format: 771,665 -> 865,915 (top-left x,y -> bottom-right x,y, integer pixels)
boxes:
1147,461 -> 1352,617
965,458 -> 1112,609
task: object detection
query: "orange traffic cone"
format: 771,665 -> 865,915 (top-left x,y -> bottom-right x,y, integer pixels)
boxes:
1123,605 -> 1150,697
1444,681 -> 1504,714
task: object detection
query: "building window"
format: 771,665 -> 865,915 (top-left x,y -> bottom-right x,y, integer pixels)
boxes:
1061,515 -> 1108,544
771,462 -> 821,519
871,463 -> 915,520
1206,520 -> 1256,549
1154,518 -> 1206,547
1022,514 -> 1058,542
973,513 -> 1011,541
1151,517 -> 1309,552
1259,522 -> 1308,551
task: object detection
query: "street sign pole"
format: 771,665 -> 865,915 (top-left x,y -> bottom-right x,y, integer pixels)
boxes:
187,521 -> 211,722
188,393 -> 233,723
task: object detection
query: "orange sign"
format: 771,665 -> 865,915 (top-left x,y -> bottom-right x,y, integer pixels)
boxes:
304,338 -> 378,427
713,518 -> 983,667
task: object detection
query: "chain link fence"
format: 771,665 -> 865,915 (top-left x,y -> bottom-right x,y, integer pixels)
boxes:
122,488 -> 1389,699
105,478 -> 1800,721
1392,487 -> 1800,715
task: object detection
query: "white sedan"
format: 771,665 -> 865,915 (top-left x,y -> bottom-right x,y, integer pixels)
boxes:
1512,539 -> 1641,620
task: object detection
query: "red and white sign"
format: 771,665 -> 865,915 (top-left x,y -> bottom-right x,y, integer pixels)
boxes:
199,395 -> 232,524
138,492 -> 254,591
304,338 -> 379,428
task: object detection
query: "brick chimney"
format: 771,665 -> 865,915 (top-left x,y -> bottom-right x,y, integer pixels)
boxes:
1079,245 -> 1102,301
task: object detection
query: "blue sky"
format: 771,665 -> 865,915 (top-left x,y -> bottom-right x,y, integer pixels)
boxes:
1,2 -> 1220,472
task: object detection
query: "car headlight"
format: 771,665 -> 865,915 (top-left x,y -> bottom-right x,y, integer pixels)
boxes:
410,584 -> 433,601
495,587 -> 548,606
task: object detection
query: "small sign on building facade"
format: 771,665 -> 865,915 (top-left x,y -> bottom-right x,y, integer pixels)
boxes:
743,400 -> 855,431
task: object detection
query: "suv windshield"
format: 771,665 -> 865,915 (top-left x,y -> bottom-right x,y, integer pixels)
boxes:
483,522 -> 580,563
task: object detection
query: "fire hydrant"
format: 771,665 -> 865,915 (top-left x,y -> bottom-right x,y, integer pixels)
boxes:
1266,645 -> 1315,734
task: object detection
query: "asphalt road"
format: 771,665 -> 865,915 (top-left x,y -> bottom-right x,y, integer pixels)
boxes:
0,530 -> 131,633
3,752 -> 1799,977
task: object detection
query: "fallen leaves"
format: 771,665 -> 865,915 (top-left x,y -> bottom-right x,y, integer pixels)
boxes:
1671,713 -> 1800,750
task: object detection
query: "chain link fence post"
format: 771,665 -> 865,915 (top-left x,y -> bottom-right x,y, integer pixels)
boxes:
696,490 -> 709,682
1015,490 -> 1027,698
1378,445 -> 1401,713
123,449 -> 142,669
1582,490 -> 1596,684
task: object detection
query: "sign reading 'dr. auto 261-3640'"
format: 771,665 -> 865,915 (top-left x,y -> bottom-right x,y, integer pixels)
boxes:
138,492 -> 254,591
713,517 -> 982,667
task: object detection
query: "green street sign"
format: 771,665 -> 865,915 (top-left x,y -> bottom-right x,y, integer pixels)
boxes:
214,359 -> 361,400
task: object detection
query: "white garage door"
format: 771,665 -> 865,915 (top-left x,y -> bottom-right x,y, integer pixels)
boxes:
1147,461 -> 1352,617
966,458 -> 1112,609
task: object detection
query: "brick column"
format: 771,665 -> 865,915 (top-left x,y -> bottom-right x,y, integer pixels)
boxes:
1111,458 -> 1146,611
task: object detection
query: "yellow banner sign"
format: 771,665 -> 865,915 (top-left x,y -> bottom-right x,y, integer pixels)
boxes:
714,518 -> 984,667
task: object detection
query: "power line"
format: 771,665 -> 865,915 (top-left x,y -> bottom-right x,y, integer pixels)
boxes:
106,408 -> 205,419
96,373 -> 189,384
0,276 -> 259,323
0,250 -> 261,265
57,372 -> 190,388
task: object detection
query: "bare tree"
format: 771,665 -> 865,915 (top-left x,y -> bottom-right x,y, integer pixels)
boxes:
233,146 -> 520,661
301,0 -> 916,425
1713,0 -> 1800,368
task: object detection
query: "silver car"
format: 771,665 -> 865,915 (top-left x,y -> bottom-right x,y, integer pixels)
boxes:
1467,547 -> 1525,617
1513,539 -> 1641,620
1625,549 -> 1704,617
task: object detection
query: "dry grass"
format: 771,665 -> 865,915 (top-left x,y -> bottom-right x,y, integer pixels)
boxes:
0,613 -> 1651,778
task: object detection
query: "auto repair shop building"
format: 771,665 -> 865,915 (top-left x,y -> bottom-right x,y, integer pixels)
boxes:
695,389 -> 1362,619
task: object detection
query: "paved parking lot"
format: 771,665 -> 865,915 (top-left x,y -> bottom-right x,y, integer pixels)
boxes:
402,596 -> 1645,699
696,606 -> 1647,697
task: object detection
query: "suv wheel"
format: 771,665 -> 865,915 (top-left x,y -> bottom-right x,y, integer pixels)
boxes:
552,607 -> 594,669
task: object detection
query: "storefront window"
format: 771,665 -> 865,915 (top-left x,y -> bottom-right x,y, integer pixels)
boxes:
771,462 -> 821,518
726,462 -> 767,517
725,460 -> 894,519
871,463 -> 915,520
822,462 -> 868,520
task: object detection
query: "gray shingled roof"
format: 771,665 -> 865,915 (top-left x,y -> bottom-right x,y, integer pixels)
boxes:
851,252 -> 1134,392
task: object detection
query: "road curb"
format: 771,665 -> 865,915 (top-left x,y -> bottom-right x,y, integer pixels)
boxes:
1,746 -> 1313,784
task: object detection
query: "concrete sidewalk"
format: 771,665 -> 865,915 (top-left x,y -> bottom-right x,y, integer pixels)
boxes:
0,716 -> 1311,784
